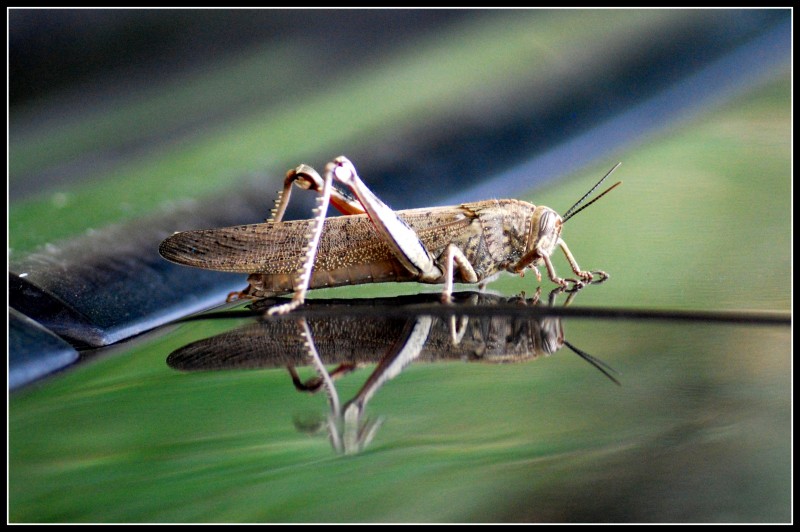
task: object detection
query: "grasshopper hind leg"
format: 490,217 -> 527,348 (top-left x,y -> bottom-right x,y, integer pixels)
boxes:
269,164 -> 333,223
267,168 -> 334,316
328,157 -> 440,281
264,163 -> 371,315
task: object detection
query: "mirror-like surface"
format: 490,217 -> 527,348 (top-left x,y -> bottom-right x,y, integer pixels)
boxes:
10,290 -> 789,522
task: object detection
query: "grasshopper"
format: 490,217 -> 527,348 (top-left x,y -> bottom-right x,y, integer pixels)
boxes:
159,156 -> 621,315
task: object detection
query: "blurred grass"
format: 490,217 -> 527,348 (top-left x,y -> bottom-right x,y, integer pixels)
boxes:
494,73 -> 790,312
9,10 -> 690,256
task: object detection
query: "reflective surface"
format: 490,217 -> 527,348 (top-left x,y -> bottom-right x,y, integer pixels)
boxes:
10,289 -> 789,522
168,291 -> 623,455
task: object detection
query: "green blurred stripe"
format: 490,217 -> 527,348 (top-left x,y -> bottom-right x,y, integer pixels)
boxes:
9,70 -> 791,524
9,10 -> 683,255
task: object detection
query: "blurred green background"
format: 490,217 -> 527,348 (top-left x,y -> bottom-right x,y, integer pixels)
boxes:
9,9 -> 790,523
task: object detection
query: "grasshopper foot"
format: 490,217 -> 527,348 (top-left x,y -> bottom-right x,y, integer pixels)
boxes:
565,279 -> 586,292
557,277 -> 586,292
227,289 -> 256,303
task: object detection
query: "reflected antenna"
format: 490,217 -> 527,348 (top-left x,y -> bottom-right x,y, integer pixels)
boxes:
564,340 -> 621,386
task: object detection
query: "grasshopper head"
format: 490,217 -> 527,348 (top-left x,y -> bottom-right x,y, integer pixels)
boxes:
467,314 -> 565,363
514,164 -> 622,277
523,205 -> 563,266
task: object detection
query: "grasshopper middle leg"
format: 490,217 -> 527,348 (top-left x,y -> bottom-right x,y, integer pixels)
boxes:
440,243 -> 478,303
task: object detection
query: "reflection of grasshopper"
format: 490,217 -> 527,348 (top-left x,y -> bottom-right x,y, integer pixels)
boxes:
160,156 -> 621,315
168,289 -> 618,455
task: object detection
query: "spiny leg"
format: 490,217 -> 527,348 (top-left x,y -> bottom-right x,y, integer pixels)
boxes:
343,316 -> 433,419
558,238 -> 607,283
295,318 -> 341,413
294,318 -> 349,453
224,166 -> 326,305
269,165 -> 317,223
541,253 -> 582,290
267,169 -> 334,315
335,316 -> 433,454
270,164 -> 367,223
288,363 -> 360,393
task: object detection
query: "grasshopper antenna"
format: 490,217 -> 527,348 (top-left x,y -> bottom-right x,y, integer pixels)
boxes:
563,340 -> 621,385
562,163 -> 623,223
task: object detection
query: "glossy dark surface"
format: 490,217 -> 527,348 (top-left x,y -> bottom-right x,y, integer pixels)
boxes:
10,292 -> 790,522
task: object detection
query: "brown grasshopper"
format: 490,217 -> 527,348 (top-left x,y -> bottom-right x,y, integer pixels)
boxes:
159,156 -> 621,315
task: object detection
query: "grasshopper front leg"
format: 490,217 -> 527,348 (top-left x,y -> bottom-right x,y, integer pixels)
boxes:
557,238 -> 609,284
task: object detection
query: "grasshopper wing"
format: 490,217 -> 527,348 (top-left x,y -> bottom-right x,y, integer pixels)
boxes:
159,216 -> 401,274
159,221 -> 314,273
160,207 -> 478,275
